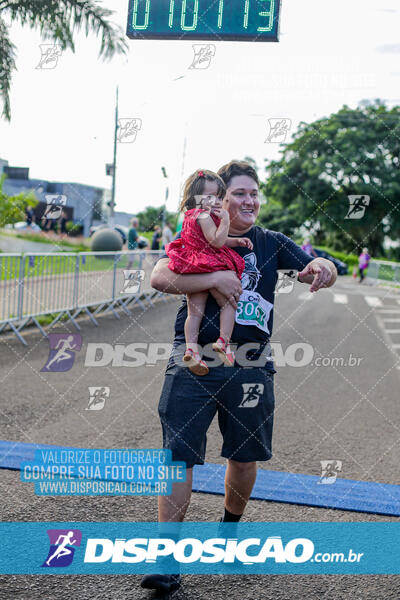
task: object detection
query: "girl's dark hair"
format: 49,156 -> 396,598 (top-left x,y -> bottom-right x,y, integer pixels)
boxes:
179,169 -> 226,212
217,160 -> 259,187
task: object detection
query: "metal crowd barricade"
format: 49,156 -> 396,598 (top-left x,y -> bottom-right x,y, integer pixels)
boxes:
0,254 -> 24,344
366,260 -> 400,286
0,249 -> 166,345
19,253 -> 78,336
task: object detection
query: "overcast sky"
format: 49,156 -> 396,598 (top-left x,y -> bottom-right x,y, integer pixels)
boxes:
1,0 -> 399,218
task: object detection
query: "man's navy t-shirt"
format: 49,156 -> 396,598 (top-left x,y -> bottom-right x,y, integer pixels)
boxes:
160,226 -> 313,371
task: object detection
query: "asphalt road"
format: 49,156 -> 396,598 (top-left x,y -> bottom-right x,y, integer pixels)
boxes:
0,276 -> 399,600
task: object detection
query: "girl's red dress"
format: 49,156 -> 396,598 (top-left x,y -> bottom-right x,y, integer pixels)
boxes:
165,208 -> 245,278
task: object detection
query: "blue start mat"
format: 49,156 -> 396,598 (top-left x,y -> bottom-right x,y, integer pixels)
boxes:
192,463 -> 400,516
1,440 -> 399,516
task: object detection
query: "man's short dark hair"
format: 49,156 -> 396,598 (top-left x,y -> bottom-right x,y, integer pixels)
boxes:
217,160 -> 259,188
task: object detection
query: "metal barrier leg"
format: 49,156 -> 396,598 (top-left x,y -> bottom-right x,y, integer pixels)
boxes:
17,317 -> 31,332
155,291 -> 168,303
93,303 -> 106,316
31,317 -> 47,338
83,306 -> 99,326
71,307 -> 99,326
102,302 -> 121,319
124,295 -> 146,311
0,320 -> 28,345
47,310 -> 79,330
65,310 -> 81,330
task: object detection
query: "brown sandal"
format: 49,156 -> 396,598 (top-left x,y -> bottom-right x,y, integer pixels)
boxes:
183,348 -> 209,376
212,337 -> 235,367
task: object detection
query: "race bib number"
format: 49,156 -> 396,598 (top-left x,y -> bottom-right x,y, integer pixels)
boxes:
235,290 -> 273,334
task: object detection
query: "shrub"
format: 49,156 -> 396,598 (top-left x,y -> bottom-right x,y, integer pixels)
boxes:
66,221 -> 83,236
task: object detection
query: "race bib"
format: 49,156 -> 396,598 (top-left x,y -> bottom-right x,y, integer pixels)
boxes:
235,290 -> 273,334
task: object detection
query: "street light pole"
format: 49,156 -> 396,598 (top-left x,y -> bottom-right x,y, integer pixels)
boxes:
161,166 -> 168,231
110,85 -> 119,226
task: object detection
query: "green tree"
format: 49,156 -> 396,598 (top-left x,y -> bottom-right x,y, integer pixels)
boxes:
136,205 -> 177,232
261,101 -> 400,256
0,173 -> 38,226
0,0 -> 128,121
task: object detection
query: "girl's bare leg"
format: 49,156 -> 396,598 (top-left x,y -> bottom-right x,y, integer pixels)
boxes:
219,303 -> 236,345
184,291 -> 208,349
212,291 -> 236,343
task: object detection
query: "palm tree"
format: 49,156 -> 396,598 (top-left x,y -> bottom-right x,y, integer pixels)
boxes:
0,0 -> 128,121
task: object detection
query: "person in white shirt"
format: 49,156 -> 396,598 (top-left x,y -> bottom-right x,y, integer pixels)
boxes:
162,222 -> 173,249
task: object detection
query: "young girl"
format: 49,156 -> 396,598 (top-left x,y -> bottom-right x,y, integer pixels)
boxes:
165,169 -> 253,376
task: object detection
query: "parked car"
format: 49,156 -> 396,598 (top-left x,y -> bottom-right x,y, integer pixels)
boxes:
313,248 -> 348,275
4,221 -> 42,232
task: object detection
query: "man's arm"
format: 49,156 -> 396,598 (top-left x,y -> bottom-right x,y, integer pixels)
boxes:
150,258 -> 242,307
275,232 -> 336,293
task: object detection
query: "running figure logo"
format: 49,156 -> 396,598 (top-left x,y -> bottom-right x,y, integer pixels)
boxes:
120,270 -> 145,294
318,460 -> 342,484
189,44 -> 216,69
36,44 -> 62,69
345,195 -> 370,219
86,386 -> 110,411
239,383 -> 264,408
42,529 -> 82,567
41,334 -> 82,372
275,269 -> 298,294
265,118 -> 292,143
43,194 -> 67,221
117,118 -> 142,143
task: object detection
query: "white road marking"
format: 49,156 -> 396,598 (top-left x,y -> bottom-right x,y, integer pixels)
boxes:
298,292 -> 313,301
365,296 -> 383,308
380,318 -> 400,323
384,329 -> 400,334
333,294 -> 348,304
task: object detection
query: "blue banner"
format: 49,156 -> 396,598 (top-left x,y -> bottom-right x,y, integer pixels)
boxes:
0,522 -> 398,574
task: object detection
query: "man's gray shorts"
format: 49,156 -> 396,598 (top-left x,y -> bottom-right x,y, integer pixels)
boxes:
158,365 -> 275,469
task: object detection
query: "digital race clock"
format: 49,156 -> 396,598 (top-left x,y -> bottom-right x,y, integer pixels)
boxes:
126,0 -> 280,42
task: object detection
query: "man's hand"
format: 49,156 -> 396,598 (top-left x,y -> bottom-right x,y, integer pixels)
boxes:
298,258 -> 337,292
210,270 -> 242,308
150,258 -> 242,305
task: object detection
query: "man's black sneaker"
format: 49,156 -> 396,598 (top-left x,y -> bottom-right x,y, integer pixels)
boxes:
140,573 -> 181,592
